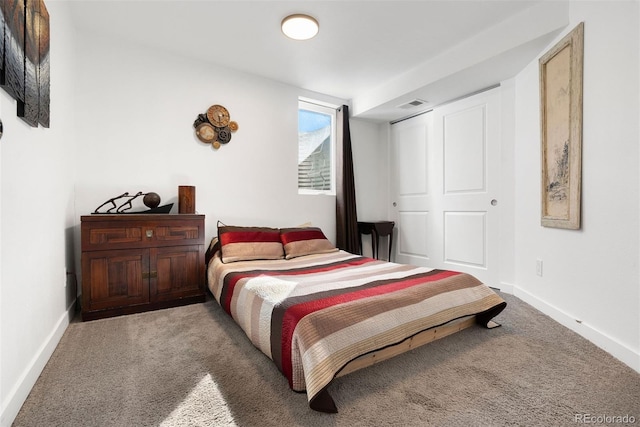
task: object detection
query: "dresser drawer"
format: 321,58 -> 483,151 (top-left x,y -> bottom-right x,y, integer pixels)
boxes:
154,223 -> 201,242
81,214 -> 204,251
86,225 -> 145,247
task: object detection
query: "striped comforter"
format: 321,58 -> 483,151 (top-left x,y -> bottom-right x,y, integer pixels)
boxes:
207,250 -> 506,412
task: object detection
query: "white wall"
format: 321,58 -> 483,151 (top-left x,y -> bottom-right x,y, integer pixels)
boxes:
350,119 -> 390,258
351,119 -> 388,222
72,31 -> 348,251
0,3 -> 78,425
71,28 -> 405,279
498,79 -> 517,291
513,1 -> 639,371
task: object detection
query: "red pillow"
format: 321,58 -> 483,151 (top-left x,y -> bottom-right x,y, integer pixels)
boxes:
279,227 -> 338,259
218,226 -> 284,263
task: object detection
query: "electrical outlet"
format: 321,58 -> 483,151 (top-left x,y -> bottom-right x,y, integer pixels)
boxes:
536,259 -> 543,277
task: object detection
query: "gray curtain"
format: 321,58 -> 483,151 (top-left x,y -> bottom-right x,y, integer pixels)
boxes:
336,105 -> 360,253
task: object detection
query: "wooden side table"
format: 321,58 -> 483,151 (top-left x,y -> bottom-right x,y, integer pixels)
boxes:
357,221 -> 395,261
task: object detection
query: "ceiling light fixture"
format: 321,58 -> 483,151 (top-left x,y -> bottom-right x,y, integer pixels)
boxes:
281,14 -> 319,40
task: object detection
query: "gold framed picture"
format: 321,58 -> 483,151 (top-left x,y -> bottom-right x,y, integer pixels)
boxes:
539,22 -> 584,229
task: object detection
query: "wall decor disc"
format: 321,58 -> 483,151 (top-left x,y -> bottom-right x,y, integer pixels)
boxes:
194,104 -> 237,150
193,113 -> 208,128
217,127 -> 232,144
207,104 -> 230,127
195,122 -> 217,142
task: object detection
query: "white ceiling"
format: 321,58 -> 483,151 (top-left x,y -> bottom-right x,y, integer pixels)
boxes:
66,0 -> 567,122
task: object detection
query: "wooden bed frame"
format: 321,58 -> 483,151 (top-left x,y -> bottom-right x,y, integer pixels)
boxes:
306,315 -> 487,412
336,315 -> 477,378
205,243 -> 504,412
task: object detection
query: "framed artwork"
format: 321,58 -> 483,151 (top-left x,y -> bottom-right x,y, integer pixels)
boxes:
0,0 -> 50,128
539,22 -> 584,230
0,0 -> 26,103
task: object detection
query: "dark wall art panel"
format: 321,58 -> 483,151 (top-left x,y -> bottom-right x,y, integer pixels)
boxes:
1,6 -> 5,82
37,1 -> 49,127
1,0 -> 26,104
19,0 -> 38,125
0,0 -> 49,128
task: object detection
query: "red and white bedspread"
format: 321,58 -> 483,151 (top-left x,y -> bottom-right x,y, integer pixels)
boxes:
207,250 -> 506,412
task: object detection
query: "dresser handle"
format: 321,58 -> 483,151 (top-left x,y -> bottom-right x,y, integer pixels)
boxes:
142,271 -> 158,279
146,230 -> 153,238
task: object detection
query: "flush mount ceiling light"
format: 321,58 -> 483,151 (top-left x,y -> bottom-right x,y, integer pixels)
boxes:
281,14 -> 319,40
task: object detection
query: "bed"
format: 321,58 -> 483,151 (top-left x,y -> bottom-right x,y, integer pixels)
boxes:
206,225 -> 506,412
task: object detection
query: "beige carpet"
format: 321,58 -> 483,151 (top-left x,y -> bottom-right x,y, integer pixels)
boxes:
13,293 -> 640,427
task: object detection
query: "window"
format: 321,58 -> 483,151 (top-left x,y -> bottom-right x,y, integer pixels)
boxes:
298,99 -> 336,194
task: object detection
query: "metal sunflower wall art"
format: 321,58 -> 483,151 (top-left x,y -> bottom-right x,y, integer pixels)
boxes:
193,104 -> 238,149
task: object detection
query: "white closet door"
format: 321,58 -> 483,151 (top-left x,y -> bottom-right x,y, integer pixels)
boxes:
390,111 -> 433,267
391,88 -> 500,287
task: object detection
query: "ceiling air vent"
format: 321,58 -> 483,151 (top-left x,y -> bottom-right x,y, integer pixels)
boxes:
397,99 -> 428,109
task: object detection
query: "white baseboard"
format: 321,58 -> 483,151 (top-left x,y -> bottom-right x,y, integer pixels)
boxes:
497,281 -> 515,294
0,300 -> 76,427
513,286 -> 640,374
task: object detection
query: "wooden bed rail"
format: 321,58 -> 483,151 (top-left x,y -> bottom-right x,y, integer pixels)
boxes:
336,315 -> 476,378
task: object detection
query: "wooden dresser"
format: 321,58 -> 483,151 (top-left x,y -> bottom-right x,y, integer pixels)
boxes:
81,214 -> 206,321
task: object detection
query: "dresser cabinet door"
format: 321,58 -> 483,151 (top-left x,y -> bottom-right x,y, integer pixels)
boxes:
150,245 -> 203,302
82,249 -> 150,311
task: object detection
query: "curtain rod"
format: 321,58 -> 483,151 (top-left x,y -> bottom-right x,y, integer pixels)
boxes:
390,109 -> 433,125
